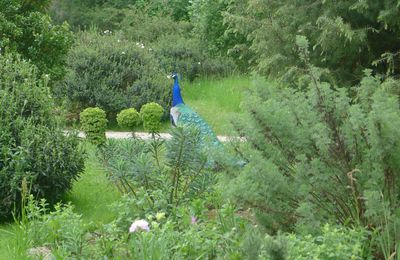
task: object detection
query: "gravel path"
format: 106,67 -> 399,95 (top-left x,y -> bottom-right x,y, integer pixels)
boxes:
72,131 -> 242,142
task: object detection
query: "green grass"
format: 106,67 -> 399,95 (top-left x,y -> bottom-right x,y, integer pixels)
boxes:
0,224 -> 15,259
109,76 -> 251,135
182,76 -> 250,135
63,143 -> 121,224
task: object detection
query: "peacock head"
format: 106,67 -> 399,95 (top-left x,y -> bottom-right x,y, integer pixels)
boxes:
171,73 -> 178,80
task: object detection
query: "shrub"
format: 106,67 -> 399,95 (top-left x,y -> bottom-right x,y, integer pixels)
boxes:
260,225 -> 370,259
224,1 -> 400,84
226,65 -> 400,256
98,126 -> 213,206
140,102 -> 164,134
0,54 -> 84,220
54,29 -> 169,117
116,108 -> 141,131
120,9 -> 191,43
154,34 -> 235,81
0,0 -> 73,82
80,107 -> 108,146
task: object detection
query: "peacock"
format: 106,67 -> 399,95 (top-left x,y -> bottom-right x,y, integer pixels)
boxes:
169,73 -> 246,168
169,73 -> 221,149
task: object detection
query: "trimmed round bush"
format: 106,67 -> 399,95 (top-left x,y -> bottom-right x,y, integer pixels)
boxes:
80,107 -> 108,146
117,108 -> 141,130
140,102 -> 164,133
0,54 -> 85,220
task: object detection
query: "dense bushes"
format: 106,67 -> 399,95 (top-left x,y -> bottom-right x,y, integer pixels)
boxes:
227,63 -> 400,256
54,30 -> 169,117
0,0 -> 73,82
154,35 -> 235,81
80,107 -> 108,146
261,225 -> 369,259
224,0 -> 400,84
0,54 -> 84,220
50,1 -> 237,85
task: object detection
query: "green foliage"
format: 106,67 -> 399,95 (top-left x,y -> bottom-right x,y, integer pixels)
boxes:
154,34 -> 235,81
62,143 -> 121,224
0,0 -> 73,82
120,9 -> 236,81
260,225 -> 370,259
98,126 -> 213,206
226,68 -> 400,257
9,193 -> 251,258
224,0 -> 400,84
116,108 -> 141,131
140,102 -> 164,134
55,29 -> 169,117
51,3 -> 236,81
50,0 -> 189,30
120,9 -> 191,43
80,107 -> 107,146
189,0 -> 237,56
0,54 -> 84,220
25,196 -> 87,257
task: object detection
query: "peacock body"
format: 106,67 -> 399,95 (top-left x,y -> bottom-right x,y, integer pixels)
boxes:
170,74 -> 245,168
170,74 -> 221,148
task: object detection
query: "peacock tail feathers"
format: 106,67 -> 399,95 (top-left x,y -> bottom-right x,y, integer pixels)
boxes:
173,103 -> 221,147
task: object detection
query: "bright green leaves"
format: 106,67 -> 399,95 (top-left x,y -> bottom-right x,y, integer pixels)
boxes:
0,0 -> 73,82
80,107 -> 108,146
140,102 -> 164,134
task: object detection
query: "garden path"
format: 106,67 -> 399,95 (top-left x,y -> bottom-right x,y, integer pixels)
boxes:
70,131 -> 243,142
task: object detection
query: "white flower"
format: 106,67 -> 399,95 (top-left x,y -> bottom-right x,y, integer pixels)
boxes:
167,75 -> 172,79
198,62 -> 201,65
117,39 -> 121,43
121,51 -> 126,55
129,219 -> 149,233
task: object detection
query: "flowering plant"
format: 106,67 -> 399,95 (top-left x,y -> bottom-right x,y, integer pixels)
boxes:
129,220 -> 150,233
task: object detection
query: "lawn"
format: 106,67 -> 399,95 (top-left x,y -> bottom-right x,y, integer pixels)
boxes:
182,76 -> 251,135
62,144 -> 121,224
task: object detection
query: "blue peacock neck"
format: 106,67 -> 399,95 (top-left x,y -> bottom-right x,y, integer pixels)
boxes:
172,77 -> 184,106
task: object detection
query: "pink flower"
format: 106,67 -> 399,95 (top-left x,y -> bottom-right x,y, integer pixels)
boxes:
129,219 -> 150,233
191,216 -> 197,225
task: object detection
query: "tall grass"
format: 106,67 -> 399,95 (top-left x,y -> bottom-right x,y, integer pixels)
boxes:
181,76 -> 251,135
